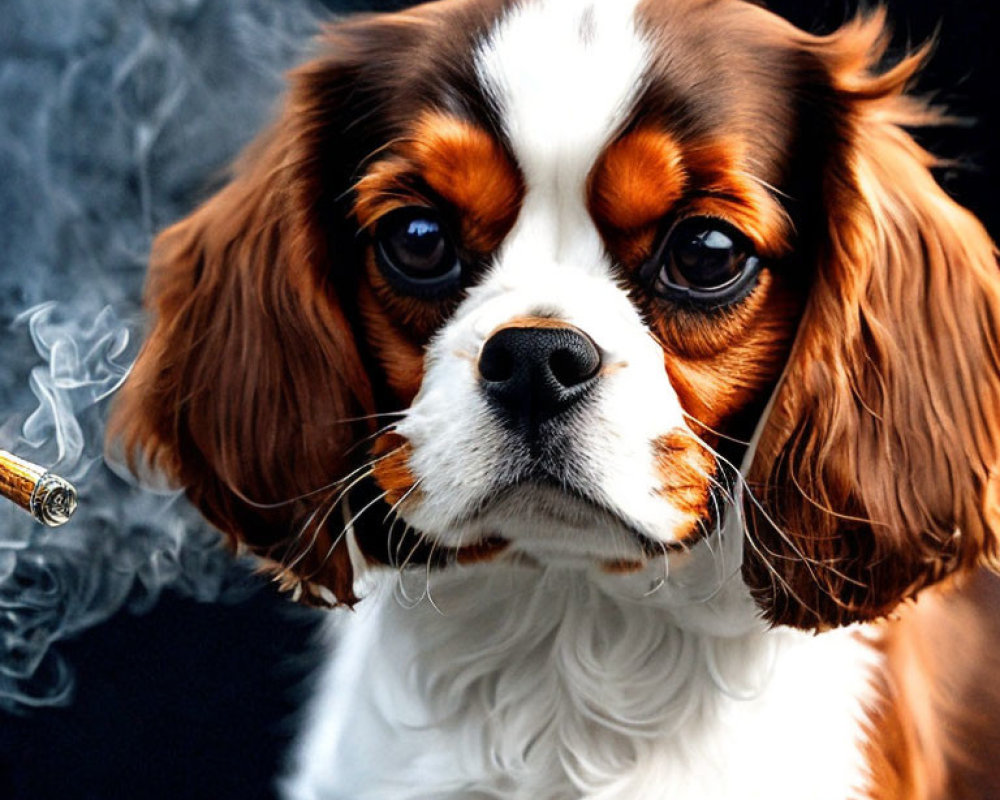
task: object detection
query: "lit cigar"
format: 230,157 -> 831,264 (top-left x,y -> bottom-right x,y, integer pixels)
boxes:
0,449 -> 78,527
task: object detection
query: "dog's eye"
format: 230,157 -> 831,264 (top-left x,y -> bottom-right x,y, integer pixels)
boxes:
375,207 -> 461,297
647,217 -> 762,307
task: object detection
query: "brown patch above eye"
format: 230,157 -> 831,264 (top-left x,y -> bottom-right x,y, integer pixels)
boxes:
588,128 -> 685,268
354,111 -> 523,254
589,130 -> 792,270
589,128 -> 686,232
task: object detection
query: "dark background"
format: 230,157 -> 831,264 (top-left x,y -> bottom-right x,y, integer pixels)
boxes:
1,1 -> 996,798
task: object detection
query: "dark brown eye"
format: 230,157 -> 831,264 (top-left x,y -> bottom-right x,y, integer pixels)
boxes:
647,217 -> 762,307
375,207 -> 461,297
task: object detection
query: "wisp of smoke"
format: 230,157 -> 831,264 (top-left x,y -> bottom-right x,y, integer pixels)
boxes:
0,0 -> 323,710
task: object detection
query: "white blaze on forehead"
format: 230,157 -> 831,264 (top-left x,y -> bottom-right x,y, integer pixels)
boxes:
476,0 -> 649,178
475,0 -> 650,268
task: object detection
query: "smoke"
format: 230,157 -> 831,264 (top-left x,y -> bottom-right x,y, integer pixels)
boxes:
0,0 -> 324,709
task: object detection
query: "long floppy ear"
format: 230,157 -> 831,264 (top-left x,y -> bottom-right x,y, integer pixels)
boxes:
108,26 -> 395,606
744,13 -> 1000,629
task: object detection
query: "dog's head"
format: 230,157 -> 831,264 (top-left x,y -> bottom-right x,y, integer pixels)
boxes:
111,0 -> 1000,629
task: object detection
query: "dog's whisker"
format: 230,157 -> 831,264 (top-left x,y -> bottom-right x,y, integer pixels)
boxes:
282,462 -> 382,575
675,428 -> 860,607
324,410 -> 407,426
424,543 -> 445,616
302,487 -> 389,583
382,479 -> 424,526
381,479 -> 425,568
643,540 -> 670,597
678,410 -> 752,447
397,525 -> 431,576
344,420 -> 403,458
222,428 -> 400,512
276,452 -> 397,575
280,489 -> 338,574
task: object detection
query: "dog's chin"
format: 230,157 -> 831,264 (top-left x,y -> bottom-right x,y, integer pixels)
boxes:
438,482 -> 673,569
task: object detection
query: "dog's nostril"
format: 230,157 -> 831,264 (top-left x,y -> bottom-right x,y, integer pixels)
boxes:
549,343 -> 600,388
479,341 -> 515,383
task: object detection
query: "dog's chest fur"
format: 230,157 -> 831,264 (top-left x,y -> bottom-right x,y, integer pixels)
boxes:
283,564 -> 878,800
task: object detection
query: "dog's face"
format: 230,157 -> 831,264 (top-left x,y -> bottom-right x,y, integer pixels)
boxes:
360,0 -> 806,568
112,0 -> 1000,630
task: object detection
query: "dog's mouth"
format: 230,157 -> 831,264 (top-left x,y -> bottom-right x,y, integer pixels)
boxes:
454,478 -> 670,563
358,459 -> 716,572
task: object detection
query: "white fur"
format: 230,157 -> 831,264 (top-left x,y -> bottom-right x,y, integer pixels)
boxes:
476,0 -> 649,219
280,3 -> 880,798
281,533 -> 878,800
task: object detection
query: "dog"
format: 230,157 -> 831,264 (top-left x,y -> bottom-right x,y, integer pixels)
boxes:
110,0 -> 1000,797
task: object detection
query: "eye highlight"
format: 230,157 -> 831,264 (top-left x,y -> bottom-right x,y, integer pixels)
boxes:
375,207 -> 462,298
645,217 -> 763,308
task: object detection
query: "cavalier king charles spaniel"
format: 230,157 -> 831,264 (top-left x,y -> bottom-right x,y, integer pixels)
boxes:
111,0 -> 1000,797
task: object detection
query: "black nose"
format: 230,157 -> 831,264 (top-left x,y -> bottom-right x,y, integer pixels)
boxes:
478,325 -> 601,431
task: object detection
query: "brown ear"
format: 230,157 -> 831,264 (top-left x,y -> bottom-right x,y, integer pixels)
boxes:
744,13 -> 1000,629
108,37 -> 385,606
